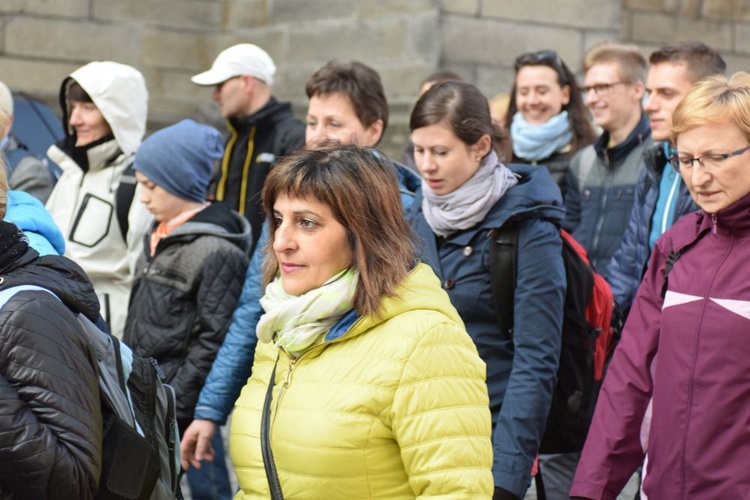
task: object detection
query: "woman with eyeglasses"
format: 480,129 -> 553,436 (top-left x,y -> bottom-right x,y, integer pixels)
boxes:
409,81 -> 566,499
571,72 -> 750,499
505,50 -> 596,199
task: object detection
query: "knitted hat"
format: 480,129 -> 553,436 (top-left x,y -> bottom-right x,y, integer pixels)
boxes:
191,44 -> 276,86
134,119 -> 223,203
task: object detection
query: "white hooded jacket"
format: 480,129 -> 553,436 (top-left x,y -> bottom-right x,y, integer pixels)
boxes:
46,61 -> 152,338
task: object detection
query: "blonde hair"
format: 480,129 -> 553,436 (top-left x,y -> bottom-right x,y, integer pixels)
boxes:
671,71 -> 750,145
583,41 -> 647,84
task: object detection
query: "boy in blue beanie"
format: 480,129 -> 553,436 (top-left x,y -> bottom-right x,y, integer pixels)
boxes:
124,119 -> 251,499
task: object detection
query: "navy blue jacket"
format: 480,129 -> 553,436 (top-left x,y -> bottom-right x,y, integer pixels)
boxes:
606,144 -> 696,314
193,162 -> 421,425
563,114 -> 651,275
409,163 -> 565,497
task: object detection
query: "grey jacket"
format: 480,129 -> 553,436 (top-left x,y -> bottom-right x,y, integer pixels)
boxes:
563,114 -> 651,275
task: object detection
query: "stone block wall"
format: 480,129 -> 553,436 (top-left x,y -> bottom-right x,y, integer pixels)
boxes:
0,0 -> 747,159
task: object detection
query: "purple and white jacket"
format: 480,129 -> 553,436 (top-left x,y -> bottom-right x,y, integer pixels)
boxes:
571,192 -> 750,499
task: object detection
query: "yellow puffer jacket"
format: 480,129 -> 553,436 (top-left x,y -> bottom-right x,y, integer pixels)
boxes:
230,263 -> 494,499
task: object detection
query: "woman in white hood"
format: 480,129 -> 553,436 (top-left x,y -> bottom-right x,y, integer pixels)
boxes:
46,61 -> 152,339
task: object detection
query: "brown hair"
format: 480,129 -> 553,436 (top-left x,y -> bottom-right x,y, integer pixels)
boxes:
671,72 -> 750,145
305,61 -> 389,140
650,41 -> 727,84
410,81 -> 511,161
261,141 -> 416,316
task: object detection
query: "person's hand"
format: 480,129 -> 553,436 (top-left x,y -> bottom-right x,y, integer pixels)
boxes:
180,419 -> 218,470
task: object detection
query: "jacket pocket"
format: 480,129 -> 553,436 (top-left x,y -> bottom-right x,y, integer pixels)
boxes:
69,193 -> 114,247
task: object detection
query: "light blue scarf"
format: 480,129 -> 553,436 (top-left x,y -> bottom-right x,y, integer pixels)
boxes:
511,110 -> 573,161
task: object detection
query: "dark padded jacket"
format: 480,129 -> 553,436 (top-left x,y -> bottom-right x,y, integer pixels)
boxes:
512,148 -> 571,200
409,163 -> 565,497
211,97 -> 305,255
606,144 -> 696,314
563,114 -> 651,275
124,202 -> 251,422
0,223 -> 103,499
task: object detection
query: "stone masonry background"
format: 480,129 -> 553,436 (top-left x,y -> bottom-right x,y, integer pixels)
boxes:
2,0 -> 749,159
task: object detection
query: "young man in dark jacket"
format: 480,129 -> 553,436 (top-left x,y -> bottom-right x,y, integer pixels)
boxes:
124,119 -> 250,500
607,42 -> 726,316
0,151 -> 103,499
563,43 -> 652,276
191,43 -> 305,256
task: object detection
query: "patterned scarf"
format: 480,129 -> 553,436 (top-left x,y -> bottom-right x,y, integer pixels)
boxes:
422,151 -> 518,237
511,110 -> 573,161
257,268 -> 358,357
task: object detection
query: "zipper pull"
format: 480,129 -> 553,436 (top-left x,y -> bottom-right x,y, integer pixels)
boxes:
283,359 -> 296,388
712,213 -> 718,234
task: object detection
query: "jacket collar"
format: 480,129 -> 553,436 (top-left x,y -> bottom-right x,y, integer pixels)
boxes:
594,113 -> 651,165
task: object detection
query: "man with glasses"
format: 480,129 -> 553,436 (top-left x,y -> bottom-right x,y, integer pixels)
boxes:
563,42 -> 651,276
192,43 -> 305,256
607,42 -> 726,319
546,41 -> 650,499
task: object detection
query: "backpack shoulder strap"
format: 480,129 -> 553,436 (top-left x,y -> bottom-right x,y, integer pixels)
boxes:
115,161 -> 137,243
660,250 -> 682,299
488,223 -> 520,339
0,284 -> 55,308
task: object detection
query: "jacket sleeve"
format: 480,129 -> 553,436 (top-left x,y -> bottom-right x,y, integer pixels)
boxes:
276,119 -> 306,158
8,156 -> 54,204
193,224 -> 267,424
562,153 -> 582,233
169,245 -> 250,419
607,166 -> 650,313
0,295 -> 103,499
494,218 -> 565,497
392,319 -> 495,498
570,239 -> 667,499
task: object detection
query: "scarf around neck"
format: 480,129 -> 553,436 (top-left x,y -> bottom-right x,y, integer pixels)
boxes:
257,268 -> 358,357
511,110 -> 573,161
422,150 -> 518,237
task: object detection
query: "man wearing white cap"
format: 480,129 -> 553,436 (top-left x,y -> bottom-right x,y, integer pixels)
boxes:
192,43 -> 305,255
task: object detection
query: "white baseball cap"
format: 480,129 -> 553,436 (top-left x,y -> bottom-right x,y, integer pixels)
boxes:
191,44 -> 276,86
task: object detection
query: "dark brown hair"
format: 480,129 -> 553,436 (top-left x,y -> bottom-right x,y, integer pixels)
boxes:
261,141 -> 416,316
67,81 -> 94,103
410,81 -> 510,160
650,41 -> 727,84
305,61 -> 389,139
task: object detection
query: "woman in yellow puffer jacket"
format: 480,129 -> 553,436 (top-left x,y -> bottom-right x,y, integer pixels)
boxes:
229,142 -> 494,499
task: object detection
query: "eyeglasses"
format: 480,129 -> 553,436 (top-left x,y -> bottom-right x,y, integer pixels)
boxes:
668,146 -> 750,174
582,82 -> 628,96
515,50 -> 564,74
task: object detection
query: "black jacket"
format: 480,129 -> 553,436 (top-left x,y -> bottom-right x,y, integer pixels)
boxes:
124,202 -> 251,422
211,97 -> 305,255
0,222 -> 103,499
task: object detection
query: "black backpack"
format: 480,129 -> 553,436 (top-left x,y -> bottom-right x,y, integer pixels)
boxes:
0,285 -> 182,500
489,222 -> 616,454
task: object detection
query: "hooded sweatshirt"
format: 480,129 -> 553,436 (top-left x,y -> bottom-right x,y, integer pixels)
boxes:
45,61 -> 151,338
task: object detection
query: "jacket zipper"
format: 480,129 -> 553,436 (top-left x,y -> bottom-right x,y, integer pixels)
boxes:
711,214 -> 718,234
591,152 -> 613,259
269,318 -> 365,426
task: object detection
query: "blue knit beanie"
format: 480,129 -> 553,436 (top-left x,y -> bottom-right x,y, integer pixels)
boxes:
134,119 -> 224,202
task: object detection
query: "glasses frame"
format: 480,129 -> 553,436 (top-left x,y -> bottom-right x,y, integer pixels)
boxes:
582,81 -> 628,96
668,146 -> 750,174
